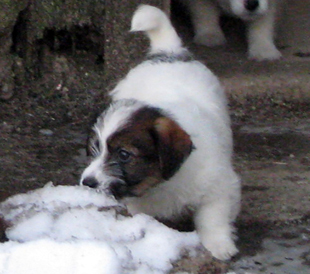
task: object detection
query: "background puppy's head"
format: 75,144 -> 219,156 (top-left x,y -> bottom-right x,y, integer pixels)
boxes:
80,100 -> 194,199
218,0 -> 269,20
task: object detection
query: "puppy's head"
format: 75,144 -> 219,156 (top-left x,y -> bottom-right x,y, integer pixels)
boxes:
219,0 -> 269,20
80,99 -> 193,199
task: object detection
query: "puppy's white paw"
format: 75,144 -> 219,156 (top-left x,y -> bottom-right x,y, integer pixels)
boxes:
248,44 -> 282,61
194,30 -> 226,47
202,235 -> 238,260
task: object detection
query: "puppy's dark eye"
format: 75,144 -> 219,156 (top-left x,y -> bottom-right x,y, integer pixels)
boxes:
118,149 -> 131,162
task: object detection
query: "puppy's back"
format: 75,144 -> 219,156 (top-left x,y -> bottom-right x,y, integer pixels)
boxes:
113,5 -> 230,132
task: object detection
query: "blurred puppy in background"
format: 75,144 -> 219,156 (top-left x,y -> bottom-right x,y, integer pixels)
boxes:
80,5 -> 241,260
182,0 -> 282,60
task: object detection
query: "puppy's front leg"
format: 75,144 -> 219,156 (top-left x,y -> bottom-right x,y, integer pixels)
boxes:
195,200 -> 238,260
247,12 -> 281,60
188,0 -> 226,46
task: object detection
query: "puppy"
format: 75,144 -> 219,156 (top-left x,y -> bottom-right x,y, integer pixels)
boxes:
182,0 -> 282,60
80,5 -> 241,260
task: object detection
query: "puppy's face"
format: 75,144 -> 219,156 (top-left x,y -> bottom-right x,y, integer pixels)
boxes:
80,100 -> 193,199
218,0 -> 269,20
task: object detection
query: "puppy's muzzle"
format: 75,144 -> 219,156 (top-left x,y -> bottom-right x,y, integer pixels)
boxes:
81,177 -> 131,199
108,180 -> 131,200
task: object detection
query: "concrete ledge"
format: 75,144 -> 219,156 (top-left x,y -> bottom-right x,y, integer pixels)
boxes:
207,56 -> 310,101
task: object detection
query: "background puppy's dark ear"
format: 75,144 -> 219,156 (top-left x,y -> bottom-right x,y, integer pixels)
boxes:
152,117 -> 193,180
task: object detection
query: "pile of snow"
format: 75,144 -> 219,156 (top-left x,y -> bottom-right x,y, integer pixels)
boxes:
0,183 -> 200,274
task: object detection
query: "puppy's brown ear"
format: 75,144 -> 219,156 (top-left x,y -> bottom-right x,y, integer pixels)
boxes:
152,117 -> 194,180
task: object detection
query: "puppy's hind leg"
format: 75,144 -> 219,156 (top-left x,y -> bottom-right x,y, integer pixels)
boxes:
187,0 -> 226,46
195,198 -> 238,260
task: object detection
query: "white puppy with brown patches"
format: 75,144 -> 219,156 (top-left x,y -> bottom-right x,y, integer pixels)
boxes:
183,0 -> 281,60
80,5 -> 241,260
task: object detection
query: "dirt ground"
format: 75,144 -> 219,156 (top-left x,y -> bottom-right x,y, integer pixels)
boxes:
1,3 -> 310,273
1,65 -> 310,273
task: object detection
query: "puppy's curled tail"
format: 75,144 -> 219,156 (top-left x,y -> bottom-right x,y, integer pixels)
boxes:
131,5 -> 184,54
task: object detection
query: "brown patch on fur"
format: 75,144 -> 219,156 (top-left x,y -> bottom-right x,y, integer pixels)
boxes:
131,176 -> 162,196
105,105 -> 194,197
154,116 -> 193,179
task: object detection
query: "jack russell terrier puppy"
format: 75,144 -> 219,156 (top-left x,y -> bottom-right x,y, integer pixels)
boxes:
80,5 -> 241,260
182,0 -> 282,60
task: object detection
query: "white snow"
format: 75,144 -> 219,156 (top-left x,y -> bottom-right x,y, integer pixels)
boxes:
0,183 -> 200,274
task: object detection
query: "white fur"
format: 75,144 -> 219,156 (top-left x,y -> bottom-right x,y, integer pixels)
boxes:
183,0 -> 281,60
82,5 -> 241,260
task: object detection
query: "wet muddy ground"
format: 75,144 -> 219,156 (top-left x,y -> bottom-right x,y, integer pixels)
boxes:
231,117 -> 310,274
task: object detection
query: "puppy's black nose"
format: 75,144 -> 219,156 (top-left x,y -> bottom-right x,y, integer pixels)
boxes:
82,177 -> 99,188
245,0 -> 259,12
